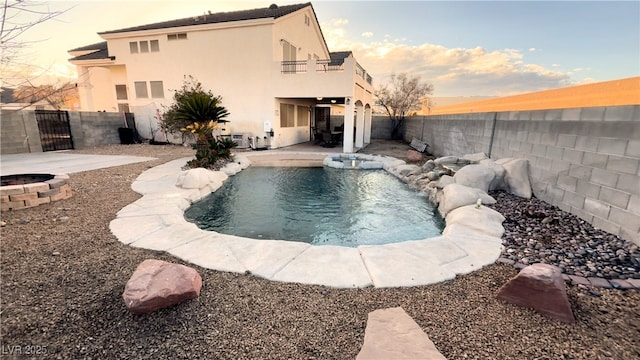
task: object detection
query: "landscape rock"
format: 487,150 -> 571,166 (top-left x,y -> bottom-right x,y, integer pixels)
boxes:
479,159 -> 507,191
176,168 -> 227,190
435,175 -> 455,189
426,171 -> 440,181
444,204 -> 505,238
422,159 -> 436,171
462,152 -> 489,163
395,164 -> 422,177
221,162 -> 242,176
356,307 -> 447,360
496,263 -> 575,323
406,150 -> 424,162
434,155 -> 459,165
123,259 -> 202,314
495,158 -> 532,198
438,183 -> 496,216
453,164 -> 496,192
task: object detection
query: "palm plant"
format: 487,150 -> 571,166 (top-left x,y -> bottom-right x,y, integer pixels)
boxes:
173,92 -> 229,125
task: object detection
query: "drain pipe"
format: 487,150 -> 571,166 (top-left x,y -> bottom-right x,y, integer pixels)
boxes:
487,112 -> 498,159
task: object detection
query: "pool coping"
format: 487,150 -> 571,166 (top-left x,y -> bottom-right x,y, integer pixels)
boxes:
109,151 -> 506,288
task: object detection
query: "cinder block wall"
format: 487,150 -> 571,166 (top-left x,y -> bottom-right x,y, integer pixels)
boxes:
395,105 -> 640,245
1,110 -> 126,154
1,111 -> 43,154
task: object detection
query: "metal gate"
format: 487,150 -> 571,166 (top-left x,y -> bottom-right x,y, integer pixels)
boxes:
35,110 -> 74,151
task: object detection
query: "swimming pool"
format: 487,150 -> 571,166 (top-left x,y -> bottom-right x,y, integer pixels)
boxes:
184,166 -> 444,247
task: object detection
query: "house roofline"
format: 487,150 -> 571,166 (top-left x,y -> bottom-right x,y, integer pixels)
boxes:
97,2 -> 311,35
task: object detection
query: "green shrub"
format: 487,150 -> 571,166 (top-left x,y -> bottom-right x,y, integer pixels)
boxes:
161,75 -> 229,137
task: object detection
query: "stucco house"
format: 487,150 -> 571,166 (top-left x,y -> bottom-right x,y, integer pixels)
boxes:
68,2 -> 374,152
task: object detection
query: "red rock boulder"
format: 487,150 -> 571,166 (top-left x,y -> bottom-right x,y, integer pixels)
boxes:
123,259 -> 202,314
406,149 -> 424,163
496,263 -> 575,323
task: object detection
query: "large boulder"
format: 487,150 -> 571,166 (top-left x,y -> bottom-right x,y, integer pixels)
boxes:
438,183 -> 496,216
478,159 -> 507,191
356,307 -> 447,360
495,158 -> 532,198
453,164 -> 496,192
444,204 -> 505,238
496,263 -> 575,323
462,152 -> 489,163
123,259 -> 202,314
176,168 -> 227,190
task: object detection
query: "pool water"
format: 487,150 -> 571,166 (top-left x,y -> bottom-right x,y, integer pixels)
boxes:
184,167 -> 444,247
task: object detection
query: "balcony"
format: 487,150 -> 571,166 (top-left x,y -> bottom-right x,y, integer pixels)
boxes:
275,57 -> 373,100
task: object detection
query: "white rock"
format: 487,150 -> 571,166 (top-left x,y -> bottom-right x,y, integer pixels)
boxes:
479,159 -> 507,191
396,164 -> 422,177
438,183 -> 496,216
176,168 -> 213,189
453,164 -> 496,192
434,155 -> 459,165
495,158 -> 532,198
434,175 -> 455,189
462,152 -> 489,163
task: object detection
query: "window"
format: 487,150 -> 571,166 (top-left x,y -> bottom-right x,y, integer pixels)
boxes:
118,103 -> 130,113
279,103 -> 295,128
140,41 -> 149,53
129,42 -> 138,53
296,106 -> 309,126
134,81 -> 148,98
115,85 -> 128,100
150,81 -> 164,98
305,15 -> 310,26
150,40 -> 159,52
168,33 -> 187,40
282,39 -> 296,62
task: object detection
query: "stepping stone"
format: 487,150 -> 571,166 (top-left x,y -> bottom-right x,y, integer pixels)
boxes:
496,263 -> 575,323
356,307 -> 447,359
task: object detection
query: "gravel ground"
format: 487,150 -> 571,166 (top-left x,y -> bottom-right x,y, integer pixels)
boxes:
1,142 -> 639,359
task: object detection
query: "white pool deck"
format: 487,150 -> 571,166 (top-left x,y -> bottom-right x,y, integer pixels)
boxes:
109,151 -> 505,288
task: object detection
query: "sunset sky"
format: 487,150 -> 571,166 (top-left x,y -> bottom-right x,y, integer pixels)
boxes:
7,0 -> 640,97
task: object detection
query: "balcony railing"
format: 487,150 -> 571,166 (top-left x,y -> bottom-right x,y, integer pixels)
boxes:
316,59 -> 344,72
280,58 -> 373,85
281,60 -> 307,74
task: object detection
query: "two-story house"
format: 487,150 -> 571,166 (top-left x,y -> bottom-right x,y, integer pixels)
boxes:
68,2 -> 374,153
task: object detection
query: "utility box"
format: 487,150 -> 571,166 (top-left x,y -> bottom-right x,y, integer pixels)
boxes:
231,133 -> 251,149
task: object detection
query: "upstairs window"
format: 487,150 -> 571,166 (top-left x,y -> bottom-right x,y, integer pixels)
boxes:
168,33 -> 187,40
130,40 -> 159,54
134,81 -> 148,98
305,15 -> 310,26
115,85 -> 128,100
150,81 -> 164,98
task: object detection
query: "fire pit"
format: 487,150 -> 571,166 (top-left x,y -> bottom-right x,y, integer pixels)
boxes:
0,173 -> 72,210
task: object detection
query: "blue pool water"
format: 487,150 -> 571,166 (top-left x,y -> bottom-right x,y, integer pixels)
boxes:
184,167 -> 444,247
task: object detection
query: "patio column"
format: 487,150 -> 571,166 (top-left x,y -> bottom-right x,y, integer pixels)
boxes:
342,97 -> 355,153
364,105 -> 372,144
355,102 -> 365,148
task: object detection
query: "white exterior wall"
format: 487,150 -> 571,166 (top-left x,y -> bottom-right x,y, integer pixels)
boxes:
76,66 -> 116,112
72,5 -> 374,150
101,20 -> 278,140
272,7 -> 329,61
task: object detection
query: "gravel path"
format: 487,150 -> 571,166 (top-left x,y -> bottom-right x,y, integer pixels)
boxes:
1,143 -> 639,359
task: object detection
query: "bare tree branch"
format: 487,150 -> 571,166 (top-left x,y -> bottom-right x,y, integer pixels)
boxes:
374,73 -> 434,139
